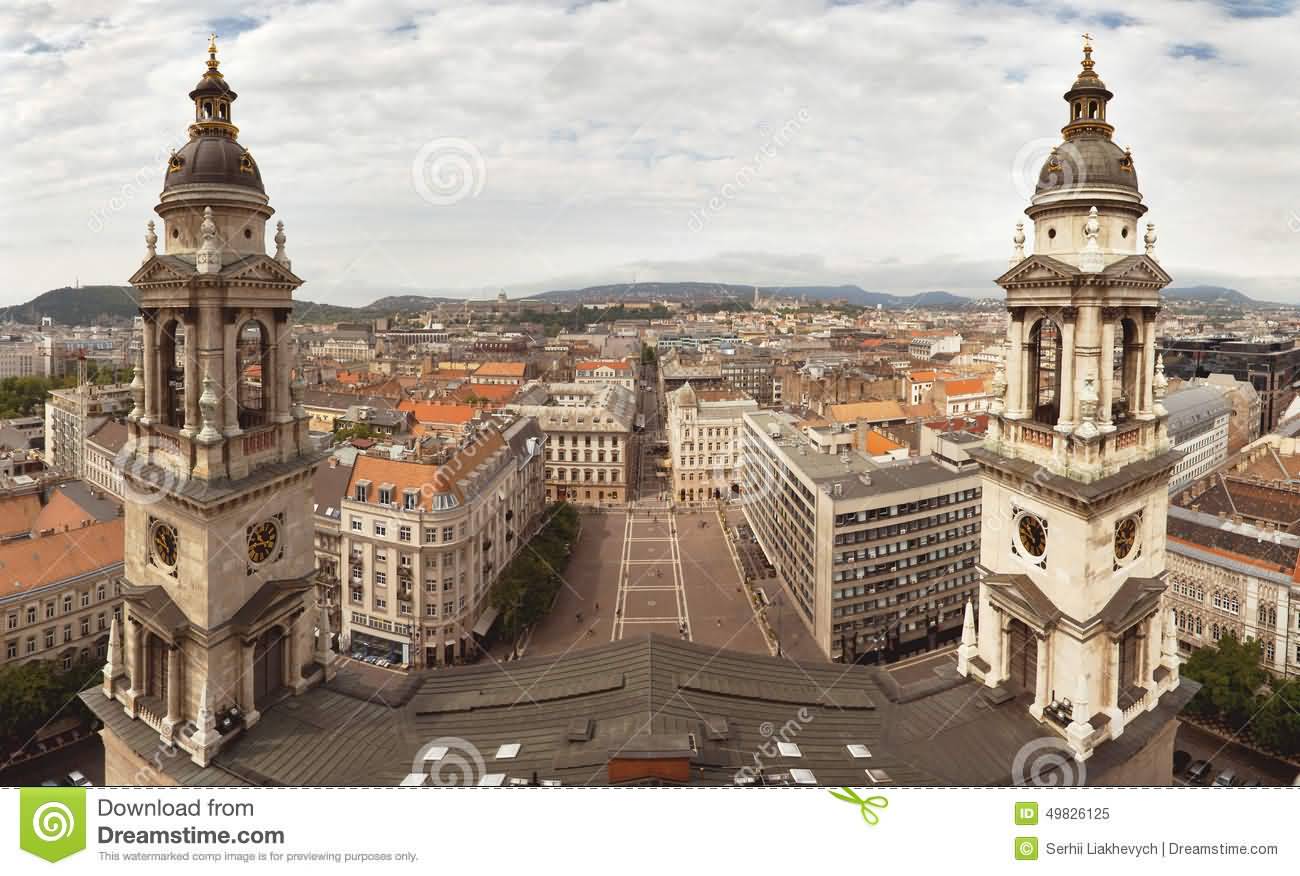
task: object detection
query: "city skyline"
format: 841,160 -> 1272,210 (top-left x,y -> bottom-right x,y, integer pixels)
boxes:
5,1 -> 1300,305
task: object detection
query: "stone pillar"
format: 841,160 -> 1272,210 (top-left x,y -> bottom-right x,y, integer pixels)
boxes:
189,681 -> 221,767
140,315 -> 157,426
241,640 -> 261,729
1098,312 -> 1117,432
1138,310 -> 1157,418
957,599 -> 977,677
1005,310 -> 1025,419
1106,638 -> 1124,736
102,615 -> 125,698
273,316 -> 293,425
124,621 -> 144,716
223,319 -> 242,437
1055,309 -> 1077,433
1029,634 -> 1050,720
161,643 -> 181,743
180,314 -> 199,438
1066,673 -> 1093,759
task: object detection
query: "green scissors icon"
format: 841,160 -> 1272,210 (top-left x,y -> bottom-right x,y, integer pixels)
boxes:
829,788 -> 889,825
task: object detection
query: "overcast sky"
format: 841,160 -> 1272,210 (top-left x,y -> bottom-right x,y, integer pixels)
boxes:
3,0 -> 1299,306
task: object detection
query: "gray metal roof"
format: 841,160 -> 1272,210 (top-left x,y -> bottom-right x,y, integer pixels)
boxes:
1164,386 -> 1233,439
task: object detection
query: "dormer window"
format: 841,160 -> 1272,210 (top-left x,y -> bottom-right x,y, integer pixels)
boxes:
355,480 -> 371,502
378,484 -> 394,505
403,489 -> 419,511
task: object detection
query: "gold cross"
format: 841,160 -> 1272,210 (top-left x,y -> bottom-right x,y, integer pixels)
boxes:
1082,32 -> 1094,48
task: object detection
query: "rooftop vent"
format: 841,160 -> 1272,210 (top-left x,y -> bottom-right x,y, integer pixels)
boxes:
566,717 -> 594,742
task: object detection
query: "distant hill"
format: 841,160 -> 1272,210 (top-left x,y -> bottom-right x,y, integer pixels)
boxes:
533,281 -> 977,309
1163,285 -> 1256,305
0,286 -> 140,325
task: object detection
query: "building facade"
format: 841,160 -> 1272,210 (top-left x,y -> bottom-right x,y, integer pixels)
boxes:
1163,385 -> 1231,494
1,521 -> 124,671
509,382 -> 634,505
339,417 -> 545,667
574,360 -> 636,393
740,410 -> 982,661
44,383 -> 132,476
668,383 -> 758,505
1159,336 -> 1300,436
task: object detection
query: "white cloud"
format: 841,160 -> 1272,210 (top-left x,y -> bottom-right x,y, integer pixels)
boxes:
2,0 -> 1299,304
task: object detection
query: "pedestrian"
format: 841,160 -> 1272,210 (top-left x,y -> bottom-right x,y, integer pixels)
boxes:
594,602 -> 599,612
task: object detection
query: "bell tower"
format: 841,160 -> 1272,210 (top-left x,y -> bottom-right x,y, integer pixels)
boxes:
101,37 -> 331,769
960,37 -> 1183,761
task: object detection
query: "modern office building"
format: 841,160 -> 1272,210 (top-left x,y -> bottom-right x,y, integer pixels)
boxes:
1159,336 -> 1300,435
1163,386 -> 1231,493
740,409 -> 982,662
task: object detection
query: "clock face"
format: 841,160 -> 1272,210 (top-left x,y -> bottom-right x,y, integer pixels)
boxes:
247,520 -> 279,565
151,521 -> 178,568
1114,515 -> 1139,562
1016,513 -> 1048,560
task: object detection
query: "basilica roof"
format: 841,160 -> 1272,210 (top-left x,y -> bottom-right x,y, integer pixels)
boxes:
163,136 -> 264,193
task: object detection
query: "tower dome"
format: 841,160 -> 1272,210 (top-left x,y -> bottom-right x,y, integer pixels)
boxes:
156,35 -> 274,261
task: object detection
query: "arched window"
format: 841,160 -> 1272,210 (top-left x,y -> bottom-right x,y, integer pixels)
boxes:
1088,100 -> 1098,119
1211,623 -> 1220,641
1026,317 -> 1062,426
1114,317 -> 1140,422
1073,101 -> 1082,120
157,318 -> 186,428
202,101 -> 213,120
236,319 -> 271,429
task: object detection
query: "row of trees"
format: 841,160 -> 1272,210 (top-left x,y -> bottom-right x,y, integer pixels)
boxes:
0,658 -> 99,761
489,503 -> 581,641
1182,634 -> 1300,757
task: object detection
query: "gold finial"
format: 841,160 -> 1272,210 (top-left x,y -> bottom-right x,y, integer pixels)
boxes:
206,33 -> 220,71
1081,32 -> 1095,71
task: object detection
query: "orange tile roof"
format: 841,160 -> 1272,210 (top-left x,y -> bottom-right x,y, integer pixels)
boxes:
32,490 -> 98,535
939,377 -> 988,396
828,400 -> 907,423
347,431 -> 506,509
0,493 -> 42,538
863,429 -> 905,455
453,383 -> 518,404
576,360 -> 632,372
0,519 -> 124,597
473,361 -> 527,378
397,401 -> 477,425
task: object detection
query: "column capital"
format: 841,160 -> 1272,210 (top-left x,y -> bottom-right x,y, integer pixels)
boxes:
1101,306 -> 1124,322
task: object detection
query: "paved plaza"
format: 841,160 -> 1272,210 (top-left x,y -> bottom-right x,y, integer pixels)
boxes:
525,508 -> 773,658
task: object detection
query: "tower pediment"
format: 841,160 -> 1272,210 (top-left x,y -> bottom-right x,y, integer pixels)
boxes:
131,253 -> 301,290
1098,254 -> 1171,288
998,254 -> 1081,287
130,254 -> 197,288
221,254 -> 302,289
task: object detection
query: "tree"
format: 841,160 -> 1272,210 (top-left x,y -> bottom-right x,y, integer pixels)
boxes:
0,658 -> 99,758
641,344 -> 657,366
1251,681 -> 1300,757
489,503 -> 579,639
1182,633 -> 1267,727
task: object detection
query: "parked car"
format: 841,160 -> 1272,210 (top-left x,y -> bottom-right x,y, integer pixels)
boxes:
66,771 -> 92,787
1173,750 -> 1192,774
1213,768 -> 1238,787
1242,777 -> 1262,787
1187,760 -> 1214,784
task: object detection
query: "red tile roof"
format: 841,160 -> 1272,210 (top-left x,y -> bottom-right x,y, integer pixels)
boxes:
0,519 -> 124,597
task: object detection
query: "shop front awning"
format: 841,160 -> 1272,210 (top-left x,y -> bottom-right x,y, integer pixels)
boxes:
472,605 -> 500,637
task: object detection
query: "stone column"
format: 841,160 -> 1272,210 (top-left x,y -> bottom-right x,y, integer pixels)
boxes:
124,622 -> 145,716
140,314 -> 157,425
180,314 -> 199,437
223,319 -> 242,437
1055,309 -> 1077,432
1138,309 -> 1157,418
241,640 -> 261,729
1107,638 -> 1124,736
1029,633 -> 1050,720
1098,311 -> 1117,432
1005,310 -> 1025,419
161,643 -> 181,743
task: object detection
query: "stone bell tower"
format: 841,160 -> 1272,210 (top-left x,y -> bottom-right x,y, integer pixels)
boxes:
99,36 -> 332,772
959,37 -> 1183,762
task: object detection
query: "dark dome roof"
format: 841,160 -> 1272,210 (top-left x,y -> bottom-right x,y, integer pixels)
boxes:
1036,135 -> 1138,197
190,74 -> 237,101
163,136 -> 264,193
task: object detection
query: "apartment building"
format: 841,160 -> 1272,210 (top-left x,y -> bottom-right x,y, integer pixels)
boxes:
84,420 -> 128,499
339,417 -> 545,668
929,376 -> 994,416
574,360 -> 636,394
740,410 -> 982,662
0,337 -> 39,378
470,361 -> 528,386
44,383 -> 133,476
907,333 -> 962,361
509,383 -> 635,505
1,519 -> 124,671
667,383 -> 758,505
1165,434 -> 1300,677
1164,385 -> 1231,493
719,350 -> 778,406
1159,335 -> 1300,434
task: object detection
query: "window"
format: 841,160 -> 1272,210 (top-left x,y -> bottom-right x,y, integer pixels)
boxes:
378,487 -> 393,505
96,585 -> 105,601
351,517 -> 363,532
62,624 -> 71,643
26,607 -> 35,624
374,521 -> 387,537
5,641 -> 14,660
350,587 -> 363,603
62,595 -> 72,614
355,483 -> 370,502
44,629 -> 54,649
26,638 -> 35,654
97,613 -> 106,632
403,490 -> 419,511
443,601 -> 454,616
5,614 -> 14,631
399,526 -> 412,543
442,526 -> 454,542
80,617 -> 89,636
375,571 -> 387,586
45,602 -> 55,619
